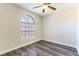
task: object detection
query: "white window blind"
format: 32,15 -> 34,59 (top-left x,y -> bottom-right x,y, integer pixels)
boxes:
20,15 -> 36,40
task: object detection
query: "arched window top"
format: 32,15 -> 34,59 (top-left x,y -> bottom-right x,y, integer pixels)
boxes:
21,15 -> 35,24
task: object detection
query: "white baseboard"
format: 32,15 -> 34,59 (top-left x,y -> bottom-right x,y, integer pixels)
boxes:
76,47 -> 79,54
44,39 -> 77,48
0,39 -> 41,55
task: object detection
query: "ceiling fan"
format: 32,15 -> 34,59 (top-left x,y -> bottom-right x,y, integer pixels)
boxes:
32,3 -> 56,13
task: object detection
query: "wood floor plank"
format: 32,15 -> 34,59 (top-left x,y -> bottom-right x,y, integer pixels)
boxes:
37,41 -> 77,56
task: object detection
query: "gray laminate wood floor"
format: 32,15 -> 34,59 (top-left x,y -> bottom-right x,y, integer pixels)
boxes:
1,40 -> 78,56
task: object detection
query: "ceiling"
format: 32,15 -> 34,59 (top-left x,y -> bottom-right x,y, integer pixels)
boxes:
15,3 -> 76,16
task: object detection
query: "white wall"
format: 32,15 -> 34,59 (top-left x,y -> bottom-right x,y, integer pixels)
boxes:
0,4 -> 43,55
43,4 -> 77,48
77,4 -> 79,54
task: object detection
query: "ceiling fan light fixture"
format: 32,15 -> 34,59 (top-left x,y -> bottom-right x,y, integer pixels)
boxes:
43,5 -> 48,9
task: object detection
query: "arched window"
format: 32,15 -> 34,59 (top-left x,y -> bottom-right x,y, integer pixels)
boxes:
21,15 -> 35,24
21,15 -> 36,40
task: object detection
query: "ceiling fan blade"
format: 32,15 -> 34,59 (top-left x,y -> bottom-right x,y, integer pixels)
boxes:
33,3 -> 51,9
43,3 -> 51,5
32,5 -> 43,9
48,6 -> 56,10
42,8 -> 45,13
